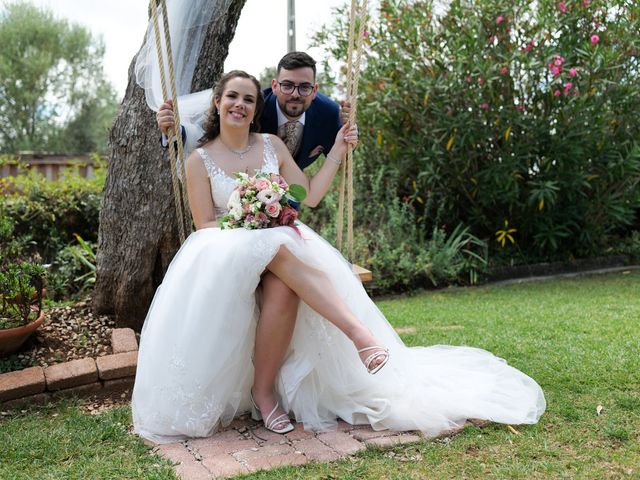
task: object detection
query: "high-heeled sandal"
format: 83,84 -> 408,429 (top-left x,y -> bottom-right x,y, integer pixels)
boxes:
250,391 -> 294,434
357,346 -> 390,374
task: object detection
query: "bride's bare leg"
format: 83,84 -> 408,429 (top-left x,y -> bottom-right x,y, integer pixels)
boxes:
266,246 -> 386,370
252,272 -> 297,421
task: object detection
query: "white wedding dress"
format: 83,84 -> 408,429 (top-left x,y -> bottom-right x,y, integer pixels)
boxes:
132,135 -> 546,444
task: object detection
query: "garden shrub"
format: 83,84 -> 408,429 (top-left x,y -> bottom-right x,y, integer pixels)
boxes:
0,158 -> 105,263
312,0 -> 640,269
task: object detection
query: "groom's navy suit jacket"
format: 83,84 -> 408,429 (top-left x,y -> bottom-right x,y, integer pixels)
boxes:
260,88 -> 342,170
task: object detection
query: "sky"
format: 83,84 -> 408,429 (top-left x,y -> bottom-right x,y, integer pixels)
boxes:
28,0 -> 348,100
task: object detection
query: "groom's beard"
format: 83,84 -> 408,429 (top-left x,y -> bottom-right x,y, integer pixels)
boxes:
280,99 -> 305,118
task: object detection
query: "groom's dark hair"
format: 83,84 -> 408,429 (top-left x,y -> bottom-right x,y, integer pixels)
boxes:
277,52 -> 316,78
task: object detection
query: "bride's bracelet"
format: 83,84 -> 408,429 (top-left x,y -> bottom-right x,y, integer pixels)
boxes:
326,154 -> 342,166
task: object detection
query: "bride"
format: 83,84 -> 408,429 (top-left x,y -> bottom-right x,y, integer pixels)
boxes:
131,69 -> 546,444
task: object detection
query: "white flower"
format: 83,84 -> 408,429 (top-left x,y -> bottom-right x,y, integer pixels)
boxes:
227,190 -> 241,210
257,189 -> 281,205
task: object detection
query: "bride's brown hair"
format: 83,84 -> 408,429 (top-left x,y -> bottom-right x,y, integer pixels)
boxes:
198,70 -> 264,146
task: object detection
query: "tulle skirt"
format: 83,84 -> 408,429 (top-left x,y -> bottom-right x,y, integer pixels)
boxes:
132,224 -> 545,444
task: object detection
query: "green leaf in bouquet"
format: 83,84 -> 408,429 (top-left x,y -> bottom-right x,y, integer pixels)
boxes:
287,184 -> 307,202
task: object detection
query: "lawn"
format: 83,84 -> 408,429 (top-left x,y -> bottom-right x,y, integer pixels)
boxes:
1,271 -> 639,479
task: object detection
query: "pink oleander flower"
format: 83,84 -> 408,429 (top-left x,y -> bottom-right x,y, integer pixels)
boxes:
554,55 -> 565,66
582,0 -> 590,7
480,103 -> 490,111
501,66 -> 509,75
265,202 -> 282,218
478,77 -> 485,86
558,2 -> 567,13
466,75 -> 473,83
522,41 -> 534,53
516,105 -> 525,112
563,82 -> 573,94
569,67 -> 578,76
591,34 -> 600,45
488,35 -> 497,44
554,90 -> 562,97
550,65 -> 562,77
496,15 -> 505,24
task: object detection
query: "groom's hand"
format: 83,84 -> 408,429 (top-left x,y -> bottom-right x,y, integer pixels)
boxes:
157,99 -> 175,137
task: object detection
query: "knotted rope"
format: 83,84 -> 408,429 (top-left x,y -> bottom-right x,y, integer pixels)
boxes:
337,0 -> 368,260
149,0 -> 192,242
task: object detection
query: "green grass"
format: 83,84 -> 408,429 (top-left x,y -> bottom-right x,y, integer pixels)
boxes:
1,271 -> 639,479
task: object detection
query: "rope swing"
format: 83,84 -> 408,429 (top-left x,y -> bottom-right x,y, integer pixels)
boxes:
149,0 -> 370,282
337,0 -> 368,263
149,0 -> 192,243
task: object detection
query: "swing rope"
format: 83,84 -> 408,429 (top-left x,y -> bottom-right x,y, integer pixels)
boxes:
149,0 -> 192,243
337,0 -> 368,261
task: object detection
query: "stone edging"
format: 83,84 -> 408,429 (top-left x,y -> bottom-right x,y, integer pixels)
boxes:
0,328 -> 138,409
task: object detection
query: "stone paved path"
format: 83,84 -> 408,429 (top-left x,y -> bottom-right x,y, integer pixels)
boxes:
150,415 -> 428,479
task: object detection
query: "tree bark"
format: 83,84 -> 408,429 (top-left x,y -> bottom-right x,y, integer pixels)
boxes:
94,0 -> 246,330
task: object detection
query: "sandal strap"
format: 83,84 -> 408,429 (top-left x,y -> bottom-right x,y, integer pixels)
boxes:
265,402 -> 291,429
357,345 -> 385,354
363,350 -> 389,370
266,413 -> 292,430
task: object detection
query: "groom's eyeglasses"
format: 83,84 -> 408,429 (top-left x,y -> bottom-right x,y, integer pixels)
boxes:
277,82 -> 314,97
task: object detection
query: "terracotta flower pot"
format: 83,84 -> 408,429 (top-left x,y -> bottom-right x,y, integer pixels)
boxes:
0,310 -> 45,356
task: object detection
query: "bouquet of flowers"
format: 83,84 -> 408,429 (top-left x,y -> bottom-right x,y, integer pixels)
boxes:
220,172 -> 307,230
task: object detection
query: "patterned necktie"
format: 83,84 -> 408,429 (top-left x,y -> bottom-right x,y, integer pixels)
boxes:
282,121 -> 301,156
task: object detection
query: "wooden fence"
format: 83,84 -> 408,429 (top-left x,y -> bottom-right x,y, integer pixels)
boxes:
0,153 -> 103,181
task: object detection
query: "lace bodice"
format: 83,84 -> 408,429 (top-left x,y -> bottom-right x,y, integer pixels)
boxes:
196,134 -> 279,219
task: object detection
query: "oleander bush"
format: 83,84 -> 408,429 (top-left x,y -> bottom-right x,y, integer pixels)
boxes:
311,0 -> 640,273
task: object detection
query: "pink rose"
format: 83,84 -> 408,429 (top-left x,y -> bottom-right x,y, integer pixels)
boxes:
256,212 -> 268,224
558,2 -> 567,13
591,34 -> 600,45
496,16 -> 505,24
568,67 -> 577,76
255,179 -> 270,191
278,206 -> 298,226
265,202 -> 282,218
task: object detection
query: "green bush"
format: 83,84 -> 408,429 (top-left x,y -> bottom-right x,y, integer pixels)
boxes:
303,164 -> 487,293
47,234 -> 97,301
0,158 -> 105,263
313,0 -> 640,266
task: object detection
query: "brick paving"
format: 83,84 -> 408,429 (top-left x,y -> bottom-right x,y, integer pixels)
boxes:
151,415 -> 429,479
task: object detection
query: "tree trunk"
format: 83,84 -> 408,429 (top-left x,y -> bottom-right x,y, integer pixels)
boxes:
94,0 -> 246,330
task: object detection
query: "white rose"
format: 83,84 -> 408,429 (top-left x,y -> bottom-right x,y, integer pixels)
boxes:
227,190 -> 241,210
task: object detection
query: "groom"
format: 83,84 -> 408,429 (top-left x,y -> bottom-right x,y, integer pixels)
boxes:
157,51 -> 348,169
